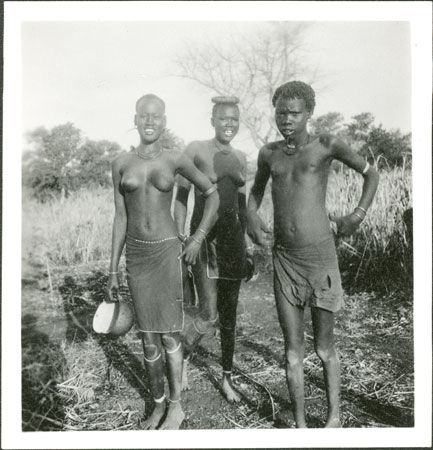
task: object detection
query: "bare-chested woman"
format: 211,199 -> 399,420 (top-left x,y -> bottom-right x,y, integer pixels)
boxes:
106,94 -> 219,430
174,96 -> 253,402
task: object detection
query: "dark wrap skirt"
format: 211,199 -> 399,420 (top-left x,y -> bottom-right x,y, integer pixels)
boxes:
273,236 -> 344,313
192,211 -> 247,281
126,235 -> 186,333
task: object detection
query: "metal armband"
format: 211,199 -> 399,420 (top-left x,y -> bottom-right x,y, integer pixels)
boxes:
202,184 -> 217,198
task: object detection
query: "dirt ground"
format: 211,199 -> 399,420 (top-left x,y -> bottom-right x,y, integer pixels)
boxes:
21,262 -> 414,431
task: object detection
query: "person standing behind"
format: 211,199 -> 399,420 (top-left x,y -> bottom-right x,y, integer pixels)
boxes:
106,94 -> 219,430
247,81 -> 379,428
175,96 -> 254,402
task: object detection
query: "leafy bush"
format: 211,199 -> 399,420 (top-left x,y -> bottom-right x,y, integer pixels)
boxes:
23,124 -> 185,201
309,112 -> 412,170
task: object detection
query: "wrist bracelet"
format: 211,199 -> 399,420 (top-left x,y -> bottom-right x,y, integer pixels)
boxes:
353,211 -> 365,221
197,228 -> 207,236
355,206 -> 367,215
202,184 -> 217,198
362,162 -> 370,175
191,236 -> 202,245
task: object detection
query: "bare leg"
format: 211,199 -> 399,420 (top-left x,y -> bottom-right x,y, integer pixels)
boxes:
140,332 -> 166,430
274,280 -> 307,428
159,332 -> 185,430
312,307 -> 341,428
182,257 -> 218,390
217,279 -> 241,402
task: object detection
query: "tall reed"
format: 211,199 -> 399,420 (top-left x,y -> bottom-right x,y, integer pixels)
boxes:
327,164 -> 412,292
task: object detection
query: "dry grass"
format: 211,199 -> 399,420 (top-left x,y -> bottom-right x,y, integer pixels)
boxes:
328,165 -> 412,292
23,187 -> 114,267
23,164 -> 411,293
21,162 -> 413,431
251,163 -> 412,292
22,262 -> 413,431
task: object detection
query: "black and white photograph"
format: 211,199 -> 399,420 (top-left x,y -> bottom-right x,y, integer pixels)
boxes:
3,1 -> 432,449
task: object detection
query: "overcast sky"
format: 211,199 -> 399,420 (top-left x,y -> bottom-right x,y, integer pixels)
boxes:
22,20 -> 411,155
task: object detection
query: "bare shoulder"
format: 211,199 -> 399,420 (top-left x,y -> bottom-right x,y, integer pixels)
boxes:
112,150 -> 131,170
317,133 -> 348,155
164,147 -> 187,166
259,140 -> 281,162
184,140 -> 204,158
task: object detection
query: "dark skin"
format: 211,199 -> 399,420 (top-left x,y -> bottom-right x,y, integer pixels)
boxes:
174,104 -> 251,402
106,97 -> 219,430
248,96 -> 379,427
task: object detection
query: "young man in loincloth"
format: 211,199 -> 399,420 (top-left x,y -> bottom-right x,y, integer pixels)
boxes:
247,81 -> 379,428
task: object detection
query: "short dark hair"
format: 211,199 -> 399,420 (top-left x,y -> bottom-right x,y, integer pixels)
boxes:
136,94 -> 165,113
272,81 -> 315,112
211,96 -> 240,117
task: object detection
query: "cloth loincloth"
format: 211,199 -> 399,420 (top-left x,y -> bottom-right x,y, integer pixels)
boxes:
125,235 -> 186,332
273,236 -> 344,312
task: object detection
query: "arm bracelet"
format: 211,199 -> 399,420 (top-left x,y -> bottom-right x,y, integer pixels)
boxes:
362,161 -> 370,175
355,206 -> 367,215
353,211 -> 365,221
197,228 -> 207,236
202,184 -> 217,198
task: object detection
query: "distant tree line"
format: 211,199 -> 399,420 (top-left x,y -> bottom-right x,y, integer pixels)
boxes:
309,112 -> 411,170
23,112 -> 410,201
22,123 -> 184,201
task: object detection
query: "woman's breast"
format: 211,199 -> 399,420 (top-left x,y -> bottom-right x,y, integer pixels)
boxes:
121,165 -> 175,193
213,154 -> 245,187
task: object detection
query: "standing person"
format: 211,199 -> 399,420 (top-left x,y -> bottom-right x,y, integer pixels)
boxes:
174,96 -> 253,402
106,94 -> 219,430
247,81 -> 379,428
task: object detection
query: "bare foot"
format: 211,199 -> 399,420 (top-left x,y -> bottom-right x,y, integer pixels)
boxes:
181,359 -> 190,391
158,401 -> 185,430
324,417 -> 341,428
221,374 -> 240,403
142,401 -> 166,430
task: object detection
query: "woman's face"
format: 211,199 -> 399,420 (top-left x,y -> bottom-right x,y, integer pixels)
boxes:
134,99 -> 166,144
211,104 -> 240,145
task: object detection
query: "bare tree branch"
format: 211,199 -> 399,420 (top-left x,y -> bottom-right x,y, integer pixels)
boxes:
172,22 -> 323,150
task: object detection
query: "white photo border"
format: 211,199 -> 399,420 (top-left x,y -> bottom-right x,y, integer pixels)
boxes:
3,1 -> 432,449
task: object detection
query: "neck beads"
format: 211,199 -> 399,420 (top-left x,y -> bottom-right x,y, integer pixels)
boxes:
134,144 -> 163,160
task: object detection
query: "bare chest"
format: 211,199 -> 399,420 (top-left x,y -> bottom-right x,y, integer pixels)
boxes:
195,150 -> 245,187
120,159 -> 175,193
270,146 -> 329,184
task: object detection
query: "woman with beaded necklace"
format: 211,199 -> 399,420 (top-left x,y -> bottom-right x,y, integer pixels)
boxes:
106,94 -> 219,430
174,96 -> 254,402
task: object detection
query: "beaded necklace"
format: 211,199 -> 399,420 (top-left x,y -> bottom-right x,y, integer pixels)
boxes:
134,144 -> 163,160
213,139 -> 231,155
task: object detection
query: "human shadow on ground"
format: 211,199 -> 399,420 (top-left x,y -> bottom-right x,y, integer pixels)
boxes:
58,271 -> 152,408
21,314 -> 68,431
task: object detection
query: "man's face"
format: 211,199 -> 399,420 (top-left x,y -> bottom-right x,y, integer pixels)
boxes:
275,97 -> 312,139
211,104 -> 240,144
134,99 -> 166,144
